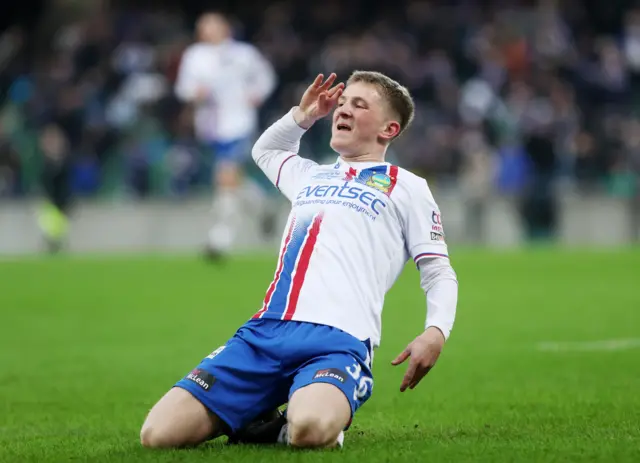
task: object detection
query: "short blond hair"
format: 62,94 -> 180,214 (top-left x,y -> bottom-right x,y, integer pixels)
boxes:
347,70 -> 415,138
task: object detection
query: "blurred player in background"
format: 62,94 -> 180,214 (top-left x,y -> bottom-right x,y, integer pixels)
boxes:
38,124 -> 72,253
175,12 -> 277,259
141,71 -> 458,449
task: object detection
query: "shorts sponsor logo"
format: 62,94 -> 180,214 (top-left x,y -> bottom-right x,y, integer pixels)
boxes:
431,232 -> 445,242
313,368 -> 346,383
186,368 -> 215,391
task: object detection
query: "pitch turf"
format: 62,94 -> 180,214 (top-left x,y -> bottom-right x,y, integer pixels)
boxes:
1,248 -> 639,462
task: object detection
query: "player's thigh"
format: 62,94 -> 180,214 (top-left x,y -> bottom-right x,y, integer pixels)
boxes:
174,325 -> 288,435
287,353 -> 374,446
140,387 -> 221,448
214,162 -> 242,188
212,138 -> 251,187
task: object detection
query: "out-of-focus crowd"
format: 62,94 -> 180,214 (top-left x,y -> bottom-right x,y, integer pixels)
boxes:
1,0 -> 639,200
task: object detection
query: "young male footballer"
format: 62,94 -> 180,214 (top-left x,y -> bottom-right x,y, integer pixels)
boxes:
141,71 -> 458,449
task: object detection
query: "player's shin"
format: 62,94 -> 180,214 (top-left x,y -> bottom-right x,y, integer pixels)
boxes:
239,178 -> 281,239
208,188 -> 241,252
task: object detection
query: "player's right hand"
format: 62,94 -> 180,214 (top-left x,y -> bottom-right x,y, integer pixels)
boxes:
293,73 -> 344,129
195,86 -> 210,103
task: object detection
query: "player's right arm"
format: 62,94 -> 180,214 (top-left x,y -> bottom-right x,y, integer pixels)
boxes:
252,73 -> 344,201
174,47 -> 207,103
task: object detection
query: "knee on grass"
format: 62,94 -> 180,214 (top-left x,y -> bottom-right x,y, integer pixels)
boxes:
140,422 -> 175,449
140,421 -> 210,449
287,413 -> 342,448
140,387 -> 220,449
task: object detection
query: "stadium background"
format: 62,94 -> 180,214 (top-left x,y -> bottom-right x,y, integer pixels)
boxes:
1,0 -> 639,252
1,1 -> 639,462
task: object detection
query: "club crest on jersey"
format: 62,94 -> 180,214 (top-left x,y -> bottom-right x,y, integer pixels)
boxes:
357,170 -> 396,196
341,165 -> 398,196
366,173 -> 392,193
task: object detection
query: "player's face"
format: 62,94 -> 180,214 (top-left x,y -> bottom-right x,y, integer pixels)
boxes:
197,14 -> 230,43
330,82 -> 395,157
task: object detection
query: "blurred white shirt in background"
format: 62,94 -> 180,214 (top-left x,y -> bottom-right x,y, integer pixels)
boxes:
175,39 -> 277,142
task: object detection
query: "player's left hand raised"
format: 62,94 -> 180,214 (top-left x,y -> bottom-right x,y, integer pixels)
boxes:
391,327 -> 445,392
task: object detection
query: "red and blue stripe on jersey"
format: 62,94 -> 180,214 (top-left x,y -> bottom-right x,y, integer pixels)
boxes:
254,213 -> 324,320
385,164 -> 398,196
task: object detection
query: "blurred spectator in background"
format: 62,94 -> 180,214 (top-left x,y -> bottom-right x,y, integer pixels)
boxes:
458,128 -> 495,243
0,0 -> 639,245
0,138 -> 21,197
38,123 -> 71,252
174,11 -> 277,259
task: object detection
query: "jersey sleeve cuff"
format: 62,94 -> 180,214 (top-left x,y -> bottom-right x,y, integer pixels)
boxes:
412,244 -> 449,266
284,107 -> 310,138
425,324 -> 450,341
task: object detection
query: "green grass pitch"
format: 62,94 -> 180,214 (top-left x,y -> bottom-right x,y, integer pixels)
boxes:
1,248 -> 639,462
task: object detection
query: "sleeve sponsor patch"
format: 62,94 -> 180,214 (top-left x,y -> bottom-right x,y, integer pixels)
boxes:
430,231 -> 445,242
431,211 -> 442,225
431,210 -> 444,233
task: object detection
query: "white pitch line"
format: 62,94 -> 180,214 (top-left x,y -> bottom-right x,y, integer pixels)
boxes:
537,338 -> 640,352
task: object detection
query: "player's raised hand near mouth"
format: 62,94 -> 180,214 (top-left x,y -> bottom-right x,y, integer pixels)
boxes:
293,73 -> 344,129
391,327 -> 446,392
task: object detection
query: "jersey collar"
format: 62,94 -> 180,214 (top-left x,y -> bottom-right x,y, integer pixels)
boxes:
333,156 -> 390,172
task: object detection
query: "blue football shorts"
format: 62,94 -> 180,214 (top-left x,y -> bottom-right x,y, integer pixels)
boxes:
174,319 -> 374,434
209,138 -> 252,165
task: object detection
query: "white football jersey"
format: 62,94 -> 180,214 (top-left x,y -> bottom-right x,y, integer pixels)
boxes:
252,109 -> 449,348
175,40 -> 276,142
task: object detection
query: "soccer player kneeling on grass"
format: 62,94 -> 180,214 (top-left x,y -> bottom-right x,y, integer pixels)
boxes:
140,71 -> 458,449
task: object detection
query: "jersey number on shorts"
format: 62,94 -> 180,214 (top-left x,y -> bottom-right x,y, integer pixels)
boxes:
346,359 -> 373,401
205,346 -> 226,359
